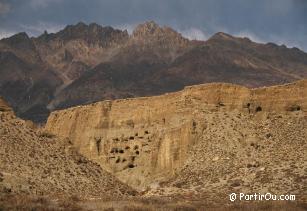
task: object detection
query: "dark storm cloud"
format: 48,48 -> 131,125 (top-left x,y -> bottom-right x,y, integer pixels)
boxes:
0,0 -> 307,51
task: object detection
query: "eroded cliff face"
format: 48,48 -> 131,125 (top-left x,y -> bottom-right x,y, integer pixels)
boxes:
45,80 -> 306,189
45,92 -> 200,188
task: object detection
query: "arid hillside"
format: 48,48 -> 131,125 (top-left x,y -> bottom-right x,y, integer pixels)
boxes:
45,80 -> 307,207
1,78 -> 306,210
0,97 -> 136,202
1,21 -> 307,122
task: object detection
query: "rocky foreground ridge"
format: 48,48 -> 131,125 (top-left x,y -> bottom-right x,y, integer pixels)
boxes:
0,98 -> 136,201
45,80 -> 307,206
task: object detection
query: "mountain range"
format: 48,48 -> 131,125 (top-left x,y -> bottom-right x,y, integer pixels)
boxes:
1,21 -> 307,122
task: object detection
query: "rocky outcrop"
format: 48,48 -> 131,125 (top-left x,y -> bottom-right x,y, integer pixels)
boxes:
131,21 -> 189,47
34,22 -> 130,82
45,80 -> 306,189
183,79 -> 307,113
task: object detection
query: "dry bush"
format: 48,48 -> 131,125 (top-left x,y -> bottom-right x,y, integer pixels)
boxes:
38,131 -> 56,139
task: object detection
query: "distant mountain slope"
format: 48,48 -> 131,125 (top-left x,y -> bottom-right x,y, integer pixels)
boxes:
0,33 -> 62,122
149,33 -> 306,88
51,25 -> 307,110
0,21 -> 307,122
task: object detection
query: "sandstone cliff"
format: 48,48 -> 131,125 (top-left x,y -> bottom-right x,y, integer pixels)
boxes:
45,80 -> 307,190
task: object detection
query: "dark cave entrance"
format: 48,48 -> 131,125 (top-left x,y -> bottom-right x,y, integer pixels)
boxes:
256,106 -> 262,112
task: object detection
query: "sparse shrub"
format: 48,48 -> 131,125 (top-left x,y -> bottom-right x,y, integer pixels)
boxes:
39,131 -> 56,139
69,194 -> 81,202
126,119 -> 135,128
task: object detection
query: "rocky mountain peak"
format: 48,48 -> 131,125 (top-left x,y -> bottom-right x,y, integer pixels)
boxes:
5,32 -> 30,40
130,21 -> 189,50
75,21 -> 87,28
206,32 -> 257,49
132,21 -> 185,41
0,32 -> 41,64
1,32 -> 34,49
132,21 -> 160,36
37,22 -> 129,46
208,32 -> 257,45
209,32 -> 236,41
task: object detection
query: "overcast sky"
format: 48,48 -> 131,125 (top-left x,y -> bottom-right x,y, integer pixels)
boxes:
0,0 -> 306,51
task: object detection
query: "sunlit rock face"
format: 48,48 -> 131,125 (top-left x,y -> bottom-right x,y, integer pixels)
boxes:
45,80 -> 306,189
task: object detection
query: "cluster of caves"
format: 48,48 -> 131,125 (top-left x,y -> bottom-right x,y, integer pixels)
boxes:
245,103 -> 262,113
105,130 -> 152,170
243,103 -> 301,113
216,100 -> 302,114
110,145 -> 139,169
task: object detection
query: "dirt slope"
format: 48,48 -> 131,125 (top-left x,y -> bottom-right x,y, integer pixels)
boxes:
147,109 -> 307,205
0,100 -> 136,199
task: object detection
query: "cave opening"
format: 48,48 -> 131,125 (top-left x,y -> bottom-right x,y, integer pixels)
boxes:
128,164 -> 135,168
245,103 -> 251,113
289,105 -> 301,111
96,138 -> 101,156
110,148 -> 119,153
256,106 -> 262,112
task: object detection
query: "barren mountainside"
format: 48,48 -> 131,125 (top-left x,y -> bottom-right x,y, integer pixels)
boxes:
1,21 -> 307,122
